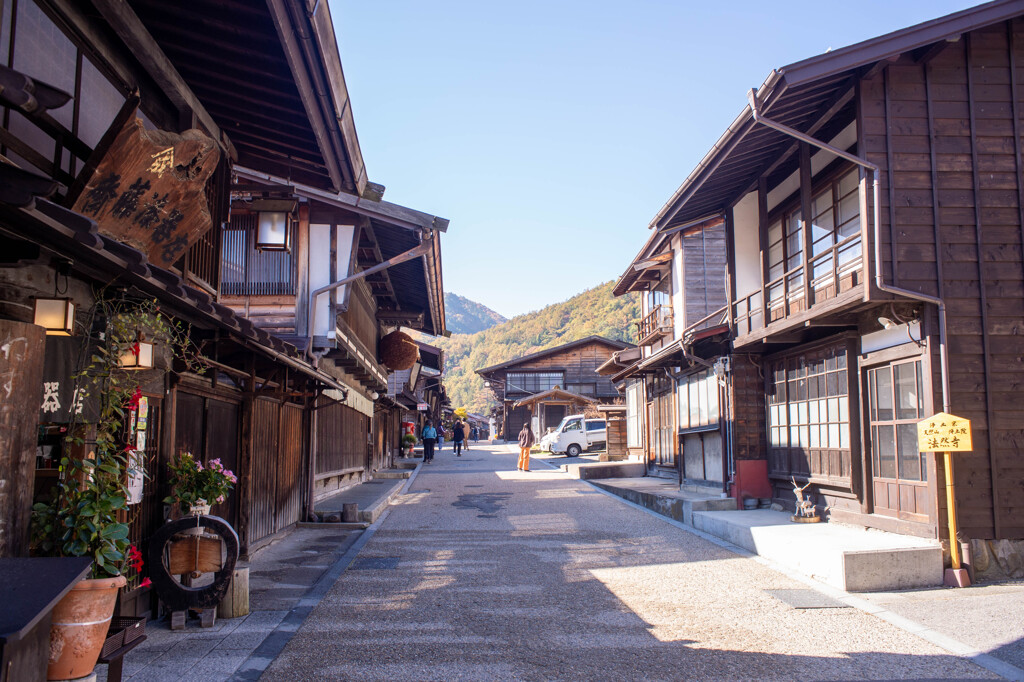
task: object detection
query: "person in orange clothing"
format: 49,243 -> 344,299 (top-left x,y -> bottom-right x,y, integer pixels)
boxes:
517,421 -> 535,472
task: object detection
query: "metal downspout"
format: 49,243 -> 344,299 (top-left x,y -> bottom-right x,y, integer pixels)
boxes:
746,90 -> 951,413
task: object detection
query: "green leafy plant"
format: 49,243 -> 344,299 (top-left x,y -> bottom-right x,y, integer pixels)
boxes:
31,292 -> 205,578
402,434 -> 417,449
163,452 -> 236,512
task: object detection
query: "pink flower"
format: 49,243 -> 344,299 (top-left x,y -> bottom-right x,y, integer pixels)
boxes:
216,495 -> 225,504
140,577 -> 152,588
196,462 -> 203,471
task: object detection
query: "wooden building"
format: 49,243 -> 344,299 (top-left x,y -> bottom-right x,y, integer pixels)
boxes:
477,336 -> 633,440
617,0 -> 1024,545
0,0 -> 447,622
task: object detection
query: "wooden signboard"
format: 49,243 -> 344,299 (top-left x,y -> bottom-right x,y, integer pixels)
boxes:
916,412 -> 972,452
72,116 -> 220,268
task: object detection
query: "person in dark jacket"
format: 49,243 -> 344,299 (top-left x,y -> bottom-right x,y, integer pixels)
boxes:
452,419 -> 465,456
518,422 -> 535,472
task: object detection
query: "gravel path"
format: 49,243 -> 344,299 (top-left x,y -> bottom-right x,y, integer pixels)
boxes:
264,443 -> 998,681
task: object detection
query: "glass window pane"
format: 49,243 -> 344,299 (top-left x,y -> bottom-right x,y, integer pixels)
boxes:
677,381 -> 689,429
876,424 -> 896,478
839,397 -> 849,423
810,424 -> 820,447
839,169 -> 859,197
809,400 -> 819,424
829,423 -> 840,448
897,423 -> 922,480
875,367 -> 893,421
839,423 -> 850,449
894,362 -> 920,420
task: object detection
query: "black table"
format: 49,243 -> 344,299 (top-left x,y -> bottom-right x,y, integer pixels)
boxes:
0,558 -> 92,682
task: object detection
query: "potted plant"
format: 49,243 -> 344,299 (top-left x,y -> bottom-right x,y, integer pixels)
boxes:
402,434 -> 417,456
30,293 -> 202,680
164,452 -> 237,521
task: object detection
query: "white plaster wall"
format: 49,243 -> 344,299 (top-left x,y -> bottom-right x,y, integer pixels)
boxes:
671,233 -> 685,339
732,191 -> 760,299
309,223 -> 356,338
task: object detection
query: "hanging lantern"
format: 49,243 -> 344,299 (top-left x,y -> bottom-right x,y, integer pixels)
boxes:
33,298 -> 76,336
119,336 -> 155,370
253,199 -> 297,252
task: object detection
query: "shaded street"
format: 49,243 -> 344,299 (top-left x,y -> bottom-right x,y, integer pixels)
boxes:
265,443 -> 996,681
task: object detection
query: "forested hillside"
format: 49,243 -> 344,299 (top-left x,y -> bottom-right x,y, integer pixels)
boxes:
423,281 -> 639,412
444,292 -> 507,335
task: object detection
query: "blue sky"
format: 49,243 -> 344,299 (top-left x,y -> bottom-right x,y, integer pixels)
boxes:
333,1 -> 980,320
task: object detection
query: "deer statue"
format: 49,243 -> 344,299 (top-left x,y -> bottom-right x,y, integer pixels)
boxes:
791,477 -> 817,519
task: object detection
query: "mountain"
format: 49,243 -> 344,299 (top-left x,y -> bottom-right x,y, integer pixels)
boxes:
425,281 -> 639,413
444,292 -> 508,335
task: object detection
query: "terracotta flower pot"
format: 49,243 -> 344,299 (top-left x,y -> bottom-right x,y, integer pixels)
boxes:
48,574 -> 127,680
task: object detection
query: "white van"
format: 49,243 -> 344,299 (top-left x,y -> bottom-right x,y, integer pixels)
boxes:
544,414 -> 606,457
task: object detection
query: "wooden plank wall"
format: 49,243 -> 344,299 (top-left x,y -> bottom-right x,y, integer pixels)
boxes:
315,399 -> 368,476
504,341 -> 624,399
682,225 -> 728,328
339,279 -> 378,353
221,295 -> 297,335
247,397 -> 279,547
860,20 -> 1024,539
275,404 -> 304,532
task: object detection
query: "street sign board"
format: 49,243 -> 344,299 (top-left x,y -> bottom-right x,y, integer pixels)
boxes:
416,403 -> 429,411
917,412 -> 972,452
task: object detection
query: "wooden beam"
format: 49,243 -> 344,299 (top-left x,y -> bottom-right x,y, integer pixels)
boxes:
89,0 -> 233,155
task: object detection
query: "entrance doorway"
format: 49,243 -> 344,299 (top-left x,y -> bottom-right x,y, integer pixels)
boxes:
866,359 -> 930,522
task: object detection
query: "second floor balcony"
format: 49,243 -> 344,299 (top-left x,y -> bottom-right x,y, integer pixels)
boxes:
638,304 -> 673,346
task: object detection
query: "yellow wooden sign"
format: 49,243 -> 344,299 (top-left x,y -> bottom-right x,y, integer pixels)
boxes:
917,412 -> 972,452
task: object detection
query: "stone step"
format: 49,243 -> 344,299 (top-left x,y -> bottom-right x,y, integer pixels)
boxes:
373,469 -> 412,479
590,479 -> 735,526
690,509 -> 942,592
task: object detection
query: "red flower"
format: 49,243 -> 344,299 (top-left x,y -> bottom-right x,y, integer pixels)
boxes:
140,578 -> 152,588
127,386 -> 143,410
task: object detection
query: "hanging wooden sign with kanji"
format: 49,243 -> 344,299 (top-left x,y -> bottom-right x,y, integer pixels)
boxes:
917,412 -> 972,452
72,115 -> 220,268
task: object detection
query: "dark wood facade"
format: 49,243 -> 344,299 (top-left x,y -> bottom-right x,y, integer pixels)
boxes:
0,0 -> 447,631
630,2 -> 1024,542
477,336 -> 632,440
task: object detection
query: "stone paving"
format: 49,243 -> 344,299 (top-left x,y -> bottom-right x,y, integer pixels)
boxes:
265,443 -> 1007,681
97,526 -> 359,681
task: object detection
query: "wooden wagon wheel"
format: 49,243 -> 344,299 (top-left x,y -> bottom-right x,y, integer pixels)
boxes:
146,515 -> 239,612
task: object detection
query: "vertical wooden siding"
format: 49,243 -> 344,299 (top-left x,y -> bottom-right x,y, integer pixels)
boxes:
276,404 -> 304,531
248,397 -> 279,546
860,21 -> 1024,539
315,399 -> 368,476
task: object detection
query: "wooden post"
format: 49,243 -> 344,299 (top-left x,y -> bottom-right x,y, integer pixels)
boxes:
0,320 -> 45,557
944,451 -> 961,570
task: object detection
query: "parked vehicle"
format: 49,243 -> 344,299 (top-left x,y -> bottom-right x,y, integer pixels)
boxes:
546,415 -> 606,456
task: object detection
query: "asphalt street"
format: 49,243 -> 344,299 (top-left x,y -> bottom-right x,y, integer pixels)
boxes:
263,443 -> 999,681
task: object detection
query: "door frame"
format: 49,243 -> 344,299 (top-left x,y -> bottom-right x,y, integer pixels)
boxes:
858,341 -> 938,528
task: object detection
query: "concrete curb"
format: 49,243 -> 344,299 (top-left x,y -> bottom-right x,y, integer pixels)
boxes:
581,477 -> 1024,682
228,462 -> 422,681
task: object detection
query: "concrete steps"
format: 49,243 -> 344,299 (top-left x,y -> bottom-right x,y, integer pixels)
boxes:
589,478 -> 735,525
593,477 -> 943,592
314,478 -> 406,524
691,509 -> 942,592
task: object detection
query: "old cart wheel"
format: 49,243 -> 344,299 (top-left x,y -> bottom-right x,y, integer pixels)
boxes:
147,515 -> 239,612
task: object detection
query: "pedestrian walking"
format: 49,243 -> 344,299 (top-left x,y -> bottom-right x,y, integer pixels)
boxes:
517,422 -> 535,472
462,421 -> 471,450
452,419 -> 465,456
421,421 -> 437,463
437,426 -> 444,451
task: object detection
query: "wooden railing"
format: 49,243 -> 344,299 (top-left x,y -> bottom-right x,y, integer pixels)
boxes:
638,305 -> 673,344
733,235 -> 862,338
